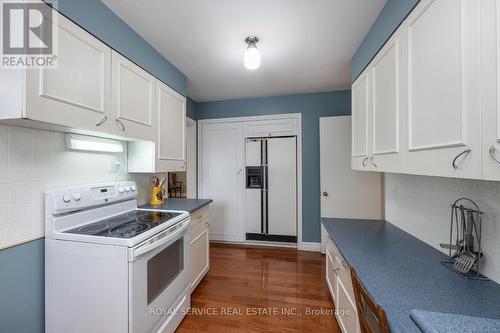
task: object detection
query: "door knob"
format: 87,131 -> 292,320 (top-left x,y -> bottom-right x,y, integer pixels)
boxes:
322,192 -> 328,196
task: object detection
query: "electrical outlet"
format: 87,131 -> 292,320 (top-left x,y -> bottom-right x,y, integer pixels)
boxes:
111,161 -> 121,172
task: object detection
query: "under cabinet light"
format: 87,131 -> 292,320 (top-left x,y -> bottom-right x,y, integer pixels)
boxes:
65,134 -> 124,153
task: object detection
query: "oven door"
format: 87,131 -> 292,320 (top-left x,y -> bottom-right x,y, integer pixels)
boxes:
128,218 -> 190,333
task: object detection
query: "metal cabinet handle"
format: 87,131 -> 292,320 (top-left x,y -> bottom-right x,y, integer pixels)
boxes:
96,115 -> 107,126
452,148 -> 471,169
362,156 -> 369,167
236,168 -> 243,175
205,221 -> 210,228
328,235 -> 332,240
489,146 -> 500,165
115,118 -> 125,131
341,261 -> 349,268
322,192 -> 328,196
333,268 -> 340,273
370,156 -> 378,168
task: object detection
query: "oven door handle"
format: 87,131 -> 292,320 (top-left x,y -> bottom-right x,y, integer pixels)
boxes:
130,219 -> 190,261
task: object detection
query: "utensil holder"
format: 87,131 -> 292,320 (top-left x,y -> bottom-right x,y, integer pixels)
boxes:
150,186 -> 165,205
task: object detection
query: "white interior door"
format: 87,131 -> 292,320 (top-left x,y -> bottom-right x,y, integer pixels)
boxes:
403,0 -> 481,179
198,122 -> 244,242
267,137 -> 297,236
320,116 -> 382,220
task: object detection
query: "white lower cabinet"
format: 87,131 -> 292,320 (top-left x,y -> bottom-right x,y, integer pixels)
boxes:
189,206 -> 210,291
326,237 -> 360,333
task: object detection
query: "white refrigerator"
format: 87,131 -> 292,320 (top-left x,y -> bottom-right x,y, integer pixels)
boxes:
245,137 -> 297,243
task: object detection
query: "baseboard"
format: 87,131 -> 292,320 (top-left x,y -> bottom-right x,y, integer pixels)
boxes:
298,242 -> 321,252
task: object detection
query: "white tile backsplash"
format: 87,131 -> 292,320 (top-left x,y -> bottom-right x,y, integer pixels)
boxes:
385,173 -> 500,284
0,124 -> 155,249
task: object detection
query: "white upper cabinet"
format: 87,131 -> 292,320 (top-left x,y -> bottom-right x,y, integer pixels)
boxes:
481,0 -> 500,181
352,0 -> 484,180
157,80 -> 186,169
128,80 -> 186,173
351,69 -> 371,171
370,30 -> 404,173
402,0 -> 481,179
111,52 -> 155,141
24,11 -> 113,134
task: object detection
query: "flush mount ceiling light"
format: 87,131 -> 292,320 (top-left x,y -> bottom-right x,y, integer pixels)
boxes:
65,133 -> 124,153
244,36 -> 261,70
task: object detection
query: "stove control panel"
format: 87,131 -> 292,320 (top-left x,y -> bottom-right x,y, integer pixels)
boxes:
46,181 -> 138,215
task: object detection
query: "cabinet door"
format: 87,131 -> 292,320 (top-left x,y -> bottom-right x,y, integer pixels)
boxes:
156,80 -> 187,171
190,219 -> 209,291
325,246 -> 337,304
198,122 -> 245,242
351,70 -> 371,171
482,0 -> 500,180
25,11 -> 112,133
335,278 -> 360,333
402,0 -> 481,179
370,31 -> 404,173
112,52 -> 155,140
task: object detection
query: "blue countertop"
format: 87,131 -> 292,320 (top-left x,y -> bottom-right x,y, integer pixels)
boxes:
321,218 -> 500,333
410,309 -> 500,333
139,198 -> 212,213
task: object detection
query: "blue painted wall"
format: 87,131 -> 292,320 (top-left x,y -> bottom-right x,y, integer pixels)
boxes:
196,91 -> 351,242
53,0 -> 187,96
351,0 -> 419,80
0,239 -> 45,333
186,97 -> 197,120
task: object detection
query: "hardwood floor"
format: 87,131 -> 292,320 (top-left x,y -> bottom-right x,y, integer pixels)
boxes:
177,243 -> 341,333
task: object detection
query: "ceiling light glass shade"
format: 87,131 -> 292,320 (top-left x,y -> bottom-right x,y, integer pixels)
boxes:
65,134 -> 124,153
244,42 -> 261,70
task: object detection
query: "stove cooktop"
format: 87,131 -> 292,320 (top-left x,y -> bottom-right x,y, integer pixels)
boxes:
65,211 -> 181,239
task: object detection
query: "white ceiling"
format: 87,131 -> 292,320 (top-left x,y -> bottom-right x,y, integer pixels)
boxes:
102,0 -> 386,102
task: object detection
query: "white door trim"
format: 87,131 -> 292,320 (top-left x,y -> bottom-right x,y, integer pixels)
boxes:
197,113 -> 303,250
186,117 -> 197,198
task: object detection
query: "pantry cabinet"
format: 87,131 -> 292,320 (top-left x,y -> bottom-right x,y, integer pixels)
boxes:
189,206 -> 210,291
111,52 -> 156,141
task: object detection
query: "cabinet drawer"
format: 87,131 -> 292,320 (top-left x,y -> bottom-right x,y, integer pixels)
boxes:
190,206 -> 209,227
190,217 -> 209,242
325,247 -> 338,303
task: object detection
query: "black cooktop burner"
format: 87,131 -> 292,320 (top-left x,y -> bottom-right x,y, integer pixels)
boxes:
65,211 -> 181,239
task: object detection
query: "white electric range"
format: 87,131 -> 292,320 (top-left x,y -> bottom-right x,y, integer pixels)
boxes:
45,181 -> 191,333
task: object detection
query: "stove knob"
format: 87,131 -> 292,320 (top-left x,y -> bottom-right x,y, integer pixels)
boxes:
131,185 -> 136,192
62,193 -> 71,203
72,192 -> 81,201
118,187 -> 124,193
125,186 -> 131,192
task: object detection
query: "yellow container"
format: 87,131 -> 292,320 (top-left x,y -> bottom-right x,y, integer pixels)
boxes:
150,186 -> 165,205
